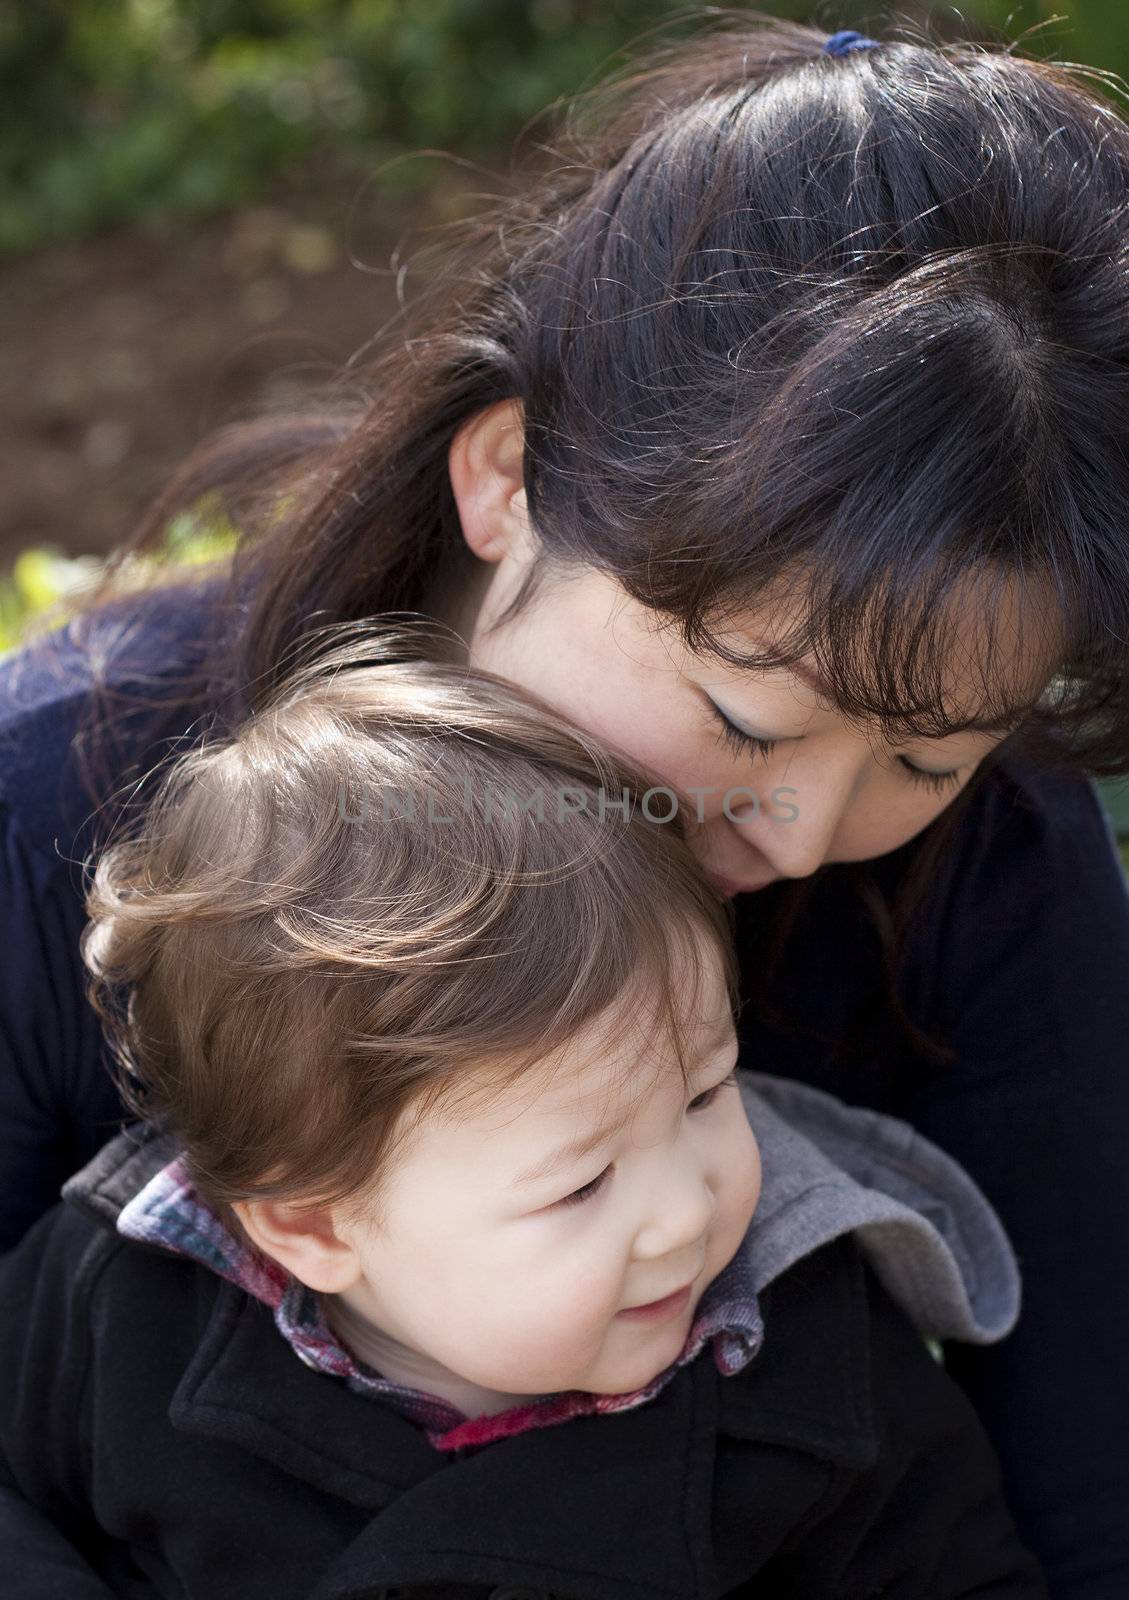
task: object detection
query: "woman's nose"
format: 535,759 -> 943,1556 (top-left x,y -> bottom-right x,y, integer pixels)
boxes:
730,751 -> 861,879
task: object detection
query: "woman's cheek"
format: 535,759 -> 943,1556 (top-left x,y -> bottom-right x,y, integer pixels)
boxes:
834,782 -> 961,862
629,733 -> 740,814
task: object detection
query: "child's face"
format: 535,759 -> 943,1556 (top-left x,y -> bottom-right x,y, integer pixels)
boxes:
329,935 -> 760,1404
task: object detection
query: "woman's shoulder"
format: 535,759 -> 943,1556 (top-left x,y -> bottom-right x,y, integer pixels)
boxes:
964,748 -> 1113,859
850,747 -> 1118,947
0,576 -> 222,877
920,747 -> 1123,942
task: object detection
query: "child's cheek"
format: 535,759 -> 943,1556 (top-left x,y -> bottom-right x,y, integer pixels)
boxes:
738,1124 -> 764,1225
491,1252 -> 627,1380
711,1119 -> 763,1276
456,1291 -> 622,1395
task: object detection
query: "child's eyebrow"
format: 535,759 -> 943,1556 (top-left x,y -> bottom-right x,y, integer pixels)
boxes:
514,1014 -> 736,1187
513,1107 -> 637,1188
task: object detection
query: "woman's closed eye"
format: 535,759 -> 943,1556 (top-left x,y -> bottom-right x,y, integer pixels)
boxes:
709,701 -> 966,792
553,1071 -> 739,1209
896,757 -> 967,794
709,704 -> 778,764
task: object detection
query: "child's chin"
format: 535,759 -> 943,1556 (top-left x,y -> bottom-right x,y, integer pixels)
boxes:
595,1333 -> 690,1396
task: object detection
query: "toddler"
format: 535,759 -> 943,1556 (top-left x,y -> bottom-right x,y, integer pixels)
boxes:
0,632 -> 1046,1599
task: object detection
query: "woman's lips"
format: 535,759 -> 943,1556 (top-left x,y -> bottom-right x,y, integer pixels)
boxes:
616,1283 -> 693,1322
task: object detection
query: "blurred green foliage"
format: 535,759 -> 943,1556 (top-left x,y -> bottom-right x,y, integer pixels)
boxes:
0,499 -> 237,652
0,0 -> 718,253
9,1 -> 1123,257
4,0 -> 1128,851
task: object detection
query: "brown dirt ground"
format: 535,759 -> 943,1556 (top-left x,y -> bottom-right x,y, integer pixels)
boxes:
0,150 -> 487,567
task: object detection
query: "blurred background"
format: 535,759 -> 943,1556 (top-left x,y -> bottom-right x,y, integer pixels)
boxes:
2,0 -> 1128,832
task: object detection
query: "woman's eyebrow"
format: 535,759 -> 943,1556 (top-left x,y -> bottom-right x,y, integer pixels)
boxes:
758,658 -> 1025,738
711,656 -> 833,718
786,658 -> 836,700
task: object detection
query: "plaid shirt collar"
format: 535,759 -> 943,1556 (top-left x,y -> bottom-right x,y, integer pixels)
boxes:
118,1155 -> 764,1453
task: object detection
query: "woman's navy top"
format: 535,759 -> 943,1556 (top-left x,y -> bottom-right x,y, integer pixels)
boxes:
0,582 -> 1126,1598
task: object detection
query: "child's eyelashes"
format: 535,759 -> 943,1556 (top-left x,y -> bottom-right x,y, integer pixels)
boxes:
555,1166 -> 612,1209
552,1071 -> 739,1210
709,702 -> 966,793
687,1070 -> 738,1112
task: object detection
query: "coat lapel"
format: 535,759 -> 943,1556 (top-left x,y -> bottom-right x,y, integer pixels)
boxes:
309,1352 -> 724,1600
170,1279 -> 444,1511
82,1126 -> 878,1600
171,1275 -> 724,1600
169,1251 -> 877,1600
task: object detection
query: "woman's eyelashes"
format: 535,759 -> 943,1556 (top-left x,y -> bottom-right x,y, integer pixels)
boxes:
896,757 -> 966,794
708,701 -> 966,792
709,704 -> 778,764
552,1071 -> 739,1209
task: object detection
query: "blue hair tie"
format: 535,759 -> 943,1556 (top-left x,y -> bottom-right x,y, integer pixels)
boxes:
823,29 -> 880,56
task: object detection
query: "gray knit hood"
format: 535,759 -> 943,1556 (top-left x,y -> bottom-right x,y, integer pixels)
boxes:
737,1071 -> 1019,1345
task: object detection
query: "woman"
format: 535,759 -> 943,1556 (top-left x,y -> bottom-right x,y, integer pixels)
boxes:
2,16 -> 1128,1594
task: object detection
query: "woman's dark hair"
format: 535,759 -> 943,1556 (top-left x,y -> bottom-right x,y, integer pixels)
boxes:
73,9 -> 1129,1061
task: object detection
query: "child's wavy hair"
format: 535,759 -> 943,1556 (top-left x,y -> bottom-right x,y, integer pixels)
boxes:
80,626 -> 736,1215
75,8 -> 1129,1058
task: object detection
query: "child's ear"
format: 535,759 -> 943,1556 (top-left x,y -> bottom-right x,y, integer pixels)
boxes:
448,397 -> 532,562
234,1198 -> 362,1294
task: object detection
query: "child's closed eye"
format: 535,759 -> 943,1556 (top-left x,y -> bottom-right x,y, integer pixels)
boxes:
687,1070 -> 738,1113
553,1071 -> 739,1209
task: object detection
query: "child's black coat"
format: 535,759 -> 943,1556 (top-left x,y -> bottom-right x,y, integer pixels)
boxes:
0,1177 -> 1046,1600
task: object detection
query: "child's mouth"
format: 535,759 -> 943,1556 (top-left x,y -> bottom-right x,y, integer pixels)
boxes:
616,1282 -> 693,1322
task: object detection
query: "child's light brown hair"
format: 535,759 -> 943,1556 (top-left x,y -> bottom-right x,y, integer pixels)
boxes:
82,625 -> 736,1218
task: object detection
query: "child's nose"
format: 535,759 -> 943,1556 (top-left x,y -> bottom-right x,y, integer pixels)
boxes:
632,1158 -> 716,1262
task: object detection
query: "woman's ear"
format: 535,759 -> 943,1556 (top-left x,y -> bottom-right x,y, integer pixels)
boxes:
234,1197 -> 363,1294
448,397 -> 531,563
